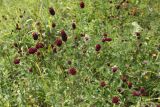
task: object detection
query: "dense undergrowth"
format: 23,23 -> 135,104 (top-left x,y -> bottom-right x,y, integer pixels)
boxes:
0,0 -> 160,106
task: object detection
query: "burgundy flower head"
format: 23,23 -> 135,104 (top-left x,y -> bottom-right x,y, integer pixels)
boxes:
32,32 -> 39,40
139,87 -> 145,93
55,39 -> 62,47
28,47 -> 37,54
100,81 -> 106,87
60,30 -> 67,42
49,7 -> 55,16
132,91 -> 140,96
102,37 -> 112,42
68,67 -> 77,75
36,43 -> 44,49
95,44 -> 101,51
80,1 -> 85,8
14,58 -> 20,64
112,96 -> 120,104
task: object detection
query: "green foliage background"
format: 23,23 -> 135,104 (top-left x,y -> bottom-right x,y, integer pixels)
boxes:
0,0 -> 160,106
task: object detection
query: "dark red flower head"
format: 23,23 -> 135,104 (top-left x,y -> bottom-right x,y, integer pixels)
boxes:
127,81 -> 132,88
102,37 -> 112,42
80,1 -> 85,8
139,87 -> 145,93
36,43 -> 44,49
100,81 -> 106,87
72,23 -> 76,30
60,30 -> 67,42
112,96 -> 120,104
132,91 -> 140,96
32,32 -> 39,40
68,67 -> 77,75
111,66 -> 118,73
14,58 -> 20,64
28,47 -> 37,54
55,39 -> 62,47
95,44 -> 101,51
49,7 -> 55,16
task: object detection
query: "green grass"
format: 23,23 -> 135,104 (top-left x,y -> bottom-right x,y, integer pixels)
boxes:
0,0 -> 160,106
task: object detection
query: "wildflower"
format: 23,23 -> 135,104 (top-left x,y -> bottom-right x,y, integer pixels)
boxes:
32,32 -> 39,40
49,7 -> 55,16
55,39 -> 62,47
102,37 -> 112,42
132,91 -> 140,96
112,96 -> 120,104
95,44 -> 101,51
80,1 -> 85,8
100,81 -> 106,87
68,67 -> 77,75
28,47 -> 37,54
60,30 -> 67,42
139,87 -> 145,93
36,43 -> 44,49
14,58 -> 20,64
